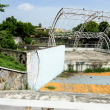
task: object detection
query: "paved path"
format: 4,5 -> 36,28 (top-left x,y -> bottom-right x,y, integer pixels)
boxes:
39,72 -> 110,94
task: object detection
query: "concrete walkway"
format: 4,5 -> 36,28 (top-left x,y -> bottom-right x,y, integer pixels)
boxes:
0,91 -> 110,110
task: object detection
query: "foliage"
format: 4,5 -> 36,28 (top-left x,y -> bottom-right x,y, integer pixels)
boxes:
73,21 -> 99,32
38,23 -> 42,28
0,16 -> 35,37
84,68 -> 110,73
26,83 -> 31,90
21,48 -> 25,51
78,41 -> 81,47
3,83 -> 8,90
19,85 -> 22,90
66,69 -> 77,73
45,86 -> 55,90
84,21 -> 99,32
72,23 -> 82,32
0,54 -> 26,71
61,39 -> 65,45
24,36 -> 32,44
0,30 -> 7,42
1,31 -> 18,50
35,30 -> 49,37
32,41 -> 35,45
98,21 -> 109,32
0,3 -> 9,12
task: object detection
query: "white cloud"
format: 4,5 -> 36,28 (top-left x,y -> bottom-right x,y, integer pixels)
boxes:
17,3 -> 35,11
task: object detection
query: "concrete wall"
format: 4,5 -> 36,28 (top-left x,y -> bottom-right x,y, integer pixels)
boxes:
26,46 -> 65,90
95,48 -> 110,54
14,37 -> 23,44
0,67 -> 27,90
65,47 -> 95,51
65,61 -> 110,72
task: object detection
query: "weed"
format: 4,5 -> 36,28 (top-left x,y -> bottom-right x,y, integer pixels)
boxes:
21,48 -> 25,51
45,86 -> 55,90
73,49 -> 76,51
84,68 -> 110,73
26,83 -> 31,90
19,85 -> 22,90
66,69 -> 77,73
3,83 -> 8,90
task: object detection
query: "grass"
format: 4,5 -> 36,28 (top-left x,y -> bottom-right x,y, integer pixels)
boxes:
0,54 -> 26,71
45,86 -> 55,90
65,69 -> 77,73
84,68 -> 110,73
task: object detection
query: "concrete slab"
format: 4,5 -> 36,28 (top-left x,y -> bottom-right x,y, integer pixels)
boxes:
0,91 -> 110,110
65,51 -> 110,62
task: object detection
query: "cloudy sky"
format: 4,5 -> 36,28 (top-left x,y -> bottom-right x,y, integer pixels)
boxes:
0,0 -> 110,28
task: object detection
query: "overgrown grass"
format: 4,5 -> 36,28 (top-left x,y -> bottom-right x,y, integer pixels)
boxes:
0,54 -> 26,71
45,86 -> 55,90
84,68 -> 110,73
65,69 -> 77,73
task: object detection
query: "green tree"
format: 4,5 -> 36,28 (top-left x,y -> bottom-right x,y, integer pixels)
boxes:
72,23 -> 82,32
0,3 -> 9,12
38,23 -> 42,28
1,31 -> 18,49
98,21 -> 109,32
24,36 -> 32,44
84,21 -> 99,32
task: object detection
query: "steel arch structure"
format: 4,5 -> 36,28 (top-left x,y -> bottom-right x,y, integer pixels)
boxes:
48,7 -> 110,50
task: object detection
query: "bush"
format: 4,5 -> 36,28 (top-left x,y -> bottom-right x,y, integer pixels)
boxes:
1,38 -> 18,50
84,68 -> 110,73
32,41 -> 35,45
24,36 -> 32,44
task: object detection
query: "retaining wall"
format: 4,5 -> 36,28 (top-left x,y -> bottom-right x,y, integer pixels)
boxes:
65,62 -> 110,72
0,67 -> 27,90
0,48 -> 27,68
14,37 -> 23,44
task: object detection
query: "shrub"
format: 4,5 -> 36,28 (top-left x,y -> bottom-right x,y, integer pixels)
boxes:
21,48 -> 25,51
84,68 -> 110,73
32,41 -> 35,45
25,36 -> 32,44
1,38 -> 18,50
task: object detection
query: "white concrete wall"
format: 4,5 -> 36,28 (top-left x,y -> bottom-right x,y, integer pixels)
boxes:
27,45 -> 65,90
95,48 -> 110,54
65,47 -> 95,51
14,37 -> 23,44
33,45 -> 65,90
65,61 -> 110,72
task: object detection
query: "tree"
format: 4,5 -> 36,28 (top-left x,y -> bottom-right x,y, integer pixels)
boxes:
72,23 -> 82,32
0,3 -> 9,12
24,36 -> 32,44
1,31 -> 18,50
84,21 -> 99,32
38,23 -> 42,28
98,21 -> 109,32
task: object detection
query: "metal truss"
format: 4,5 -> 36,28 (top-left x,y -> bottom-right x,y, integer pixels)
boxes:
48,7 -> 110,49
